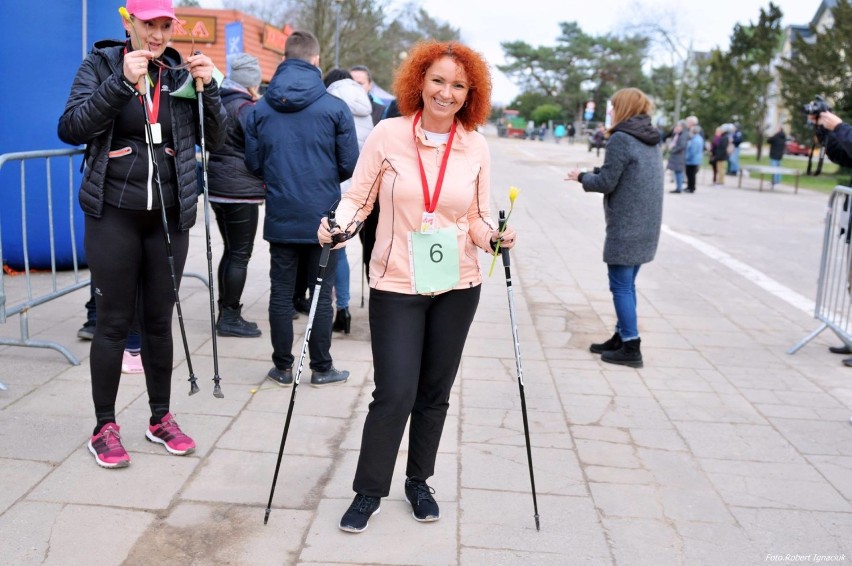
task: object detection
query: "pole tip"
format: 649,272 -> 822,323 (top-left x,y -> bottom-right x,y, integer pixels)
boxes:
189,381 -> 200,396
535,515 -> 540,531
213,383 -> 224,399
264,508 -> 271,525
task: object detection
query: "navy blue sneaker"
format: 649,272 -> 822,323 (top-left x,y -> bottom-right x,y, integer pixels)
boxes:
339,494 -> 381,533
310,367 -> 349,387
77,320 -> 96,340
404,477 -> 440,522
266,367 -> 293,387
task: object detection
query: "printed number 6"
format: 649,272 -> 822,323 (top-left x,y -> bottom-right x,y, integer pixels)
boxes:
430,243 -> 443,263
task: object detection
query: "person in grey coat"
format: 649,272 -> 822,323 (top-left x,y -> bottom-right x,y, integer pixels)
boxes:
565,87 -> 664,368
666,120 -> 688,193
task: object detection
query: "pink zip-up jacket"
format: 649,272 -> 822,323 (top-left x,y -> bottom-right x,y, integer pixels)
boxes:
334,114 -> 497,295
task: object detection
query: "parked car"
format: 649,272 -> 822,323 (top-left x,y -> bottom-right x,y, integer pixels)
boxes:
785,139 -> 812,156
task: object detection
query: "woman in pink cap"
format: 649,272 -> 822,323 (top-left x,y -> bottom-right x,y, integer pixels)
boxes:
58,0 -> 227,469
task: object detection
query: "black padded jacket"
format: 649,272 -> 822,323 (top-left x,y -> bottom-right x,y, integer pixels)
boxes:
206,81 -> 264,200
57,40 -> 228,231
826,123 -> 852,168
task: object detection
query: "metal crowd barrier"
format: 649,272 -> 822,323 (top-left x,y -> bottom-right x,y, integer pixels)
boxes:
0,149 -> 88,378
789,185 -> 852,354
0,149 -> 212,391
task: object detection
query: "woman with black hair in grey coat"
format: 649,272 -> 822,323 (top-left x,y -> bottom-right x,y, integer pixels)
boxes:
565,87 -> 664,368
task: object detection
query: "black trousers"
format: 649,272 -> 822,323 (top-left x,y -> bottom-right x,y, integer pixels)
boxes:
85,205 -> 188,427
211,201 -> 259,309
686,164 -> 699,191
269,243 -> 338,371
353,285 -> 481,497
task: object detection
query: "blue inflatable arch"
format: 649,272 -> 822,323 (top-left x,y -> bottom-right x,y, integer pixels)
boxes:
0,1 -> 123,270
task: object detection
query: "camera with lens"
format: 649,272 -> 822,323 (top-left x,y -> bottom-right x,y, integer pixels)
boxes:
801,96 -> 833,175
803,95 -> 831,118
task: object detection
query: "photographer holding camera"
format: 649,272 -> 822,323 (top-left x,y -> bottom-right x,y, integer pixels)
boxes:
809,101 -> 852,364
816,111 -> 852,165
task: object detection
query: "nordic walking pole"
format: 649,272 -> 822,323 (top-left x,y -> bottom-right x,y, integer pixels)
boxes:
498,209 -> 540,531
195,69 -> 223,398
137,67 -> 199,396
265,211 -> 339,524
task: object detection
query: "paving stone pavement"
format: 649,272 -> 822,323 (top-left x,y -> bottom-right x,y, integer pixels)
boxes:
1,129 -> 851,565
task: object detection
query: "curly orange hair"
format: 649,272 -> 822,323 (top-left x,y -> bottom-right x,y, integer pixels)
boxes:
393,40 -> 492,131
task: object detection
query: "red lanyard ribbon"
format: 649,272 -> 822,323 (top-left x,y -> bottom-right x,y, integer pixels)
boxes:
413,110 -> 457,213
142,68 -> 162,123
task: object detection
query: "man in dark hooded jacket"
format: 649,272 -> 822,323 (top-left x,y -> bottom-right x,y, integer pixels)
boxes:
245,30 -> 359,388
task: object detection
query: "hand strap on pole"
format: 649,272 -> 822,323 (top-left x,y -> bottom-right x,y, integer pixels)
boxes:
499,210 -> 511,269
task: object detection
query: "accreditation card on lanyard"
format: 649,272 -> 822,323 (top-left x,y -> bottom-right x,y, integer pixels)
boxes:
143,69 -> 163,144
408,111 -> 460,294
123,47 -> 163,144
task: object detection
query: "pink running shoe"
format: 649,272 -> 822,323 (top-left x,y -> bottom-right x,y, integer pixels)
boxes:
88,423 -> 130,469
146,413 -> 196,455
121,350 -> 144,374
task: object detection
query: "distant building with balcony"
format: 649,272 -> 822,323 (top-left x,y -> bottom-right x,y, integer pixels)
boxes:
767,1 -> 837,132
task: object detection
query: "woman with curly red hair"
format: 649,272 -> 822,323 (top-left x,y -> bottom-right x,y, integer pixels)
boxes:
320,40 -> 517,533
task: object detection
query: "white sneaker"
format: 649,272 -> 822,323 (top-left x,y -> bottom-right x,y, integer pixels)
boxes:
121,350 -> 143,374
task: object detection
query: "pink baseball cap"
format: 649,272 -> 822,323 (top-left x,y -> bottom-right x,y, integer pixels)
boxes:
126,0 -> 176,20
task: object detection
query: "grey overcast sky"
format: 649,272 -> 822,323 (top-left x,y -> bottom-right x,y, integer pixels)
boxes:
200,0 -> 823,104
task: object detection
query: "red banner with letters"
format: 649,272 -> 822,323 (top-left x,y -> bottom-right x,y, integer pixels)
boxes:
172,16 -> 217,43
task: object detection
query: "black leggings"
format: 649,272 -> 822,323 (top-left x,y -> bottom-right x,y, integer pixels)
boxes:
86,283 -> 142,350
211,201 -> 259,309
353,285 -> 481,497
85,205 -> 188,430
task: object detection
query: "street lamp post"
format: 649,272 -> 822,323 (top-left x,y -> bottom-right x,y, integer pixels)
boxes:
333,0 -> 344,68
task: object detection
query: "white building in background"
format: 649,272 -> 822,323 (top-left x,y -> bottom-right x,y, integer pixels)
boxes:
767,1 -> 837,133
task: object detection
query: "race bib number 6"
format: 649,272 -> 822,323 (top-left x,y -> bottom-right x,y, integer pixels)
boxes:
409,227 -> 460,294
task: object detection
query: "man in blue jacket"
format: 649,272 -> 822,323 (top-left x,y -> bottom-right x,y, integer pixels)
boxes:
245,30 -> 359,387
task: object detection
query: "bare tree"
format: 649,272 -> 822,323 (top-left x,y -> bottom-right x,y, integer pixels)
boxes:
617,3 -> 694,124
224,0 -> 298,27
223,0 -> 457,90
